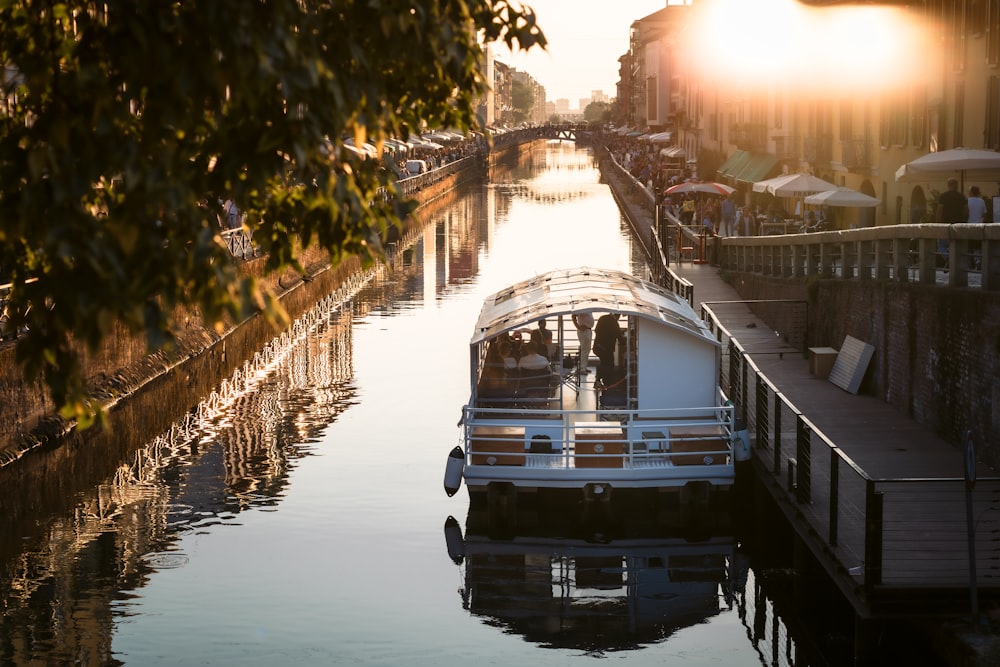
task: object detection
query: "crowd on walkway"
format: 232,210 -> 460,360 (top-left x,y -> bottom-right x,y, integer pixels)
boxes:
600,129 -> 834,237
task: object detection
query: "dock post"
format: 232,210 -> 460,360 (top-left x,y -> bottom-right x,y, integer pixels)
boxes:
863,482 -> 883,589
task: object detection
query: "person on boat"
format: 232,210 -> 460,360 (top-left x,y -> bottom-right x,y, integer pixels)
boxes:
528,319 -> 554,358
593,313 -> 622,383
572,311 -> 594,376
498,338 -> 518,372
517,341 -> 550,371
478,341 -> 512,402
515,340 -> 555,402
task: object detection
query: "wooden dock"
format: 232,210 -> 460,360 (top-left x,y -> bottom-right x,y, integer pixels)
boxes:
671,261 -> 1000,619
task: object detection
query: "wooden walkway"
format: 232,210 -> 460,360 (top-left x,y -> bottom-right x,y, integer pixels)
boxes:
671,261 -> 1000,619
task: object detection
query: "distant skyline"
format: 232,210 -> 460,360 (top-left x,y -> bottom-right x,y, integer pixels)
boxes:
497,1 -> 675,105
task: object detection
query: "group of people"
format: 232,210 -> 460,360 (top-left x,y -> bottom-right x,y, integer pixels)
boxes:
936,177 -> 995,224
668,193 -> 766,237
935,177 -> 996,267
477,320 -> 558,402
477,312 -> 627,402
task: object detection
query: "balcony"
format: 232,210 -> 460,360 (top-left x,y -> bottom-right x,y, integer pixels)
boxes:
728,123 -> 768,152
773,135 -> 800,161
803,134 -> 833,164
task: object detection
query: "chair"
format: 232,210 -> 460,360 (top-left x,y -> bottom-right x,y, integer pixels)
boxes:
515,366 -> 557,405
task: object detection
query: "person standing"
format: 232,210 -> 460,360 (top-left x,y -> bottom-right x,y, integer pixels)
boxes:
572,311 -> 594,376
936,178 -> 968,223
593,313 -> 622,383
720,194 -> 736,237
968,185 -> 986,268
935,178 -> 967,267
223,197 -> 241,229
967,185 -> 986,223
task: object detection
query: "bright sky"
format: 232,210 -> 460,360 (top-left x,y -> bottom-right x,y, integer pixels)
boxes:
499,0 -> 675,106
497,0 -> 928,107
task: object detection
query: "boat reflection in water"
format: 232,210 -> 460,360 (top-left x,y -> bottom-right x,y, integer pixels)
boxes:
444,508 -> 746,653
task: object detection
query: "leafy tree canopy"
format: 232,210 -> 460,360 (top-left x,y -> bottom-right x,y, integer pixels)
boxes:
583,101 -> 611,124
510,77 -> 534,125
0,1 -> 545,427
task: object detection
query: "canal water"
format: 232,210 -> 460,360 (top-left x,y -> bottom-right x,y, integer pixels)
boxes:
2,142 -> 876,666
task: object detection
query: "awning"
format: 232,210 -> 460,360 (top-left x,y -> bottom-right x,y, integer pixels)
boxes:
716,150 -> 750,179
733,153 -> 779,183
660,146 -> 686,159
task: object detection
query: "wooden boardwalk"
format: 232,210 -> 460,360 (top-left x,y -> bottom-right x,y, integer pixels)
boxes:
671,261 -> 1000,619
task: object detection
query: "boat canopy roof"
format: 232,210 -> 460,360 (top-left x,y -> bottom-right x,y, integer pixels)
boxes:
471,267 -> 717,346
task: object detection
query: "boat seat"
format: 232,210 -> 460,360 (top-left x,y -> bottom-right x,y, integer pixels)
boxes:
516,366 -> 557,393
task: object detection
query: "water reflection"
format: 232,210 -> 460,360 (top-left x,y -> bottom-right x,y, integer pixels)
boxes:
445,508 -> 745,655
0,140 -> 825,666
0,281 -> 364,665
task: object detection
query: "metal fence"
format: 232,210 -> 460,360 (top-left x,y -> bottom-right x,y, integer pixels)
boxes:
701,302 -> 1000,601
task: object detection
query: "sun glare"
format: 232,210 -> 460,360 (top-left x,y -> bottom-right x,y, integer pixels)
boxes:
685,0 -> 931,95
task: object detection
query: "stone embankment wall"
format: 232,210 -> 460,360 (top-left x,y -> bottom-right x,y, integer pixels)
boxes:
0,147 -> 512,468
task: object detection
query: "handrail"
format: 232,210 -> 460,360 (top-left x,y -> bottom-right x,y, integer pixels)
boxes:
463,404 -> 734,470
701,300 -> 1000,595
718,223 -> 1000,291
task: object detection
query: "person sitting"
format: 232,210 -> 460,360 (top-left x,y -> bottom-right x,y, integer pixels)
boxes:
478,340 -> 514,404
516,341 -> 554,401
498,338 -> 518,372
517,341 -> 550,372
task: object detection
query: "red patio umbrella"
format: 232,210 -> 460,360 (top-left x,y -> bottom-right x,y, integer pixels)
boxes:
663,181 -> 735,196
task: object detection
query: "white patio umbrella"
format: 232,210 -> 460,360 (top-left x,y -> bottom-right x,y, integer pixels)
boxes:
804,187 -> 880,207
752,173 -> 838,197
894,147 -> 1000,188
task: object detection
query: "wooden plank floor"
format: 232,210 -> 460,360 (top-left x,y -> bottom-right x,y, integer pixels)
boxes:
669,261 -> 1000,617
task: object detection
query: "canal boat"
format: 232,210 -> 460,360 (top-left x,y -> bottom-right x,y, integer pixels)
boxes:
444,266 -> 745,507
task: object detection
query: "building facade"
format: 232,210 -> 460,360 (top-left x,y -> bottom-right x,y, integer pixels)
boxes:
618,2 -> 1000,230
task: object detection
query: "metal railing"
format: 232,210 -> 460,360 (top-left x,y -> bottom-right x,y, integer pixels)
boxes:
462,404 -> 734,474
701,302 -> 1000,595
221,227 -> 258,260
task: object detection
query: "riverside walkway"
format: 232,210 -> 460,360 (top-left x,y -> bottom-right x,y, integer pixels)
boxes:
601,150 -> 1000,624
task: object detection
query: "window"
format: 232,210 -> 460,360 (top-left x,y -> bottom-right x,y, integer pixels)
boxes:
953,1 -> 967,72
986,77 -> 1000,149
910,85 -> 926,148
968,0 -> 985,38
989,1 -> 1000,65
839,99 -> 852,140
954,80 -> 965,147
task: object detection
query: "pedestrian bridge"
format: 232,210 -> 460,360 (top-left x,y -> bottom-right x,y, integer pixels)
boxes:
536,123 -> 591,142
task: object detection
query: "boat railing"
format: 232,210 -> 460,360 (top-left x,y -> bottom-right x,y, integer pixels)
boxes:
462,405 -> 735,469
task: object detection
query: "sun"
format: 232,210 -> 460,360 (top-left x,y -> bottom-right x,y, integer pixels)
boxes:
684,0 -> 930,95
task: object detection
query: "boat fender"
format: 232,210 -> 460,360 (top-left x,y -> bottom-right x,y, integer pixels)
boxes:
444,446 -> 465,497
732,418 -> 751,462
444,515 -> 465,565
